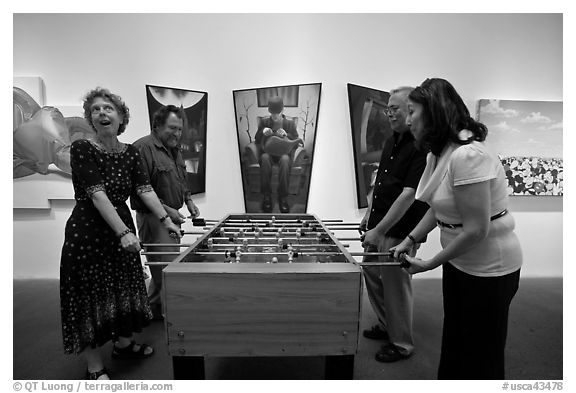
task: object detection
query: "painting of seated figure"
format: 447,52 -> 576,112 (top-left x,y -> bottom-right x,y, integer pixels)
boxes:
233,83 -> 321,214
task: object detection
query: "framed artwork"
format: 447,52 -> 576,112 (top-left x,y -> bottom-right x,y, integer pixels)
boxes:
13,76 -> 94,208
233,83 -> 321,213
347,83 -> 392,208
477,99 -> 563,196
145,85 -> 208,195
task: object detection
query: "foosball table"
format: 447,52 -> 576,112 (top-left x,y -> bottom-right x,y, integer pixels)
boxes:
143,213 -> 404,379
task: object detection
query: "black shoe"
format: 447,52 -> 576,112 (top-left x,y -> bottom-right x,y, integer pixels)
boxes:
363,325 -> 389,340
86,367 -> 110,380
279,197 -> 290,213
375,343 -> 411,363
262,195 -> 272,213
150,304 -> 163,321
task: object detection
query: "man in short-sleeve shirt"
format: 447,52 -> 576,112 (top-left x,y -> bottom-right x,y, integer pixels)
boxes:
360,87 -> 429,362
130,105 -> 200,320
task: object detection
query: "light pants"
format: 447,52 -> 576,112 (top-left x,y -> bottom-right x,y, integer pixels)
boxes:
363,236 -> 415,356
136,212 -> 181,312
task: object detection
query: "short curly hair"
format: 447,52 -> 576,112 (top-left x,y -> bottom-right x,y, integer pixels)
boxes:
83,87 -> 130,135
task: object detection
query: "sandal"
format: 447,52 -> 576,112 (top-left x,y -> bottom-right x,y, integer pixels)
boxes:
112,341 -> 154,359
86,367 -> 110,380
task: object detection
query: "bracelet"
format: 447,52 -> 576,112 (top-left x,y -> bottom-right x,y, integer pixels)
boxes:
117,228 -> 132,238
407,234 -> 417,245
159,214 -> 170,223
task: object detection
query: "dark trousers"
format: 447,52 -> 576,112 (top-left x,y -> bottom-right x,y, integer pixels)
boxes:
260,153 -> 291,197
438,262 -> 520,380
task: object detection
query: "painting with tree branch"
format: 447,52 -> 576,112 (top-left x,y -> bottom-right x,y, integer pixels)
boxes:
233,83 -> 321,213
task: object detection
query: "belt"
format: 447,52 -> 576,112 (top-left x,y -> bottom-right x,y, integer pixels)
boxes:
437,209 -> 508,229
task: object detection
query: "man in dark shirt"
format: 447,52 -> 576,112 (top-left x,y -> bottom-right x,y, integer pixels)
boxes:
360,87 -> 429,362
130,105 -> 200,319
254,96 -> 299,213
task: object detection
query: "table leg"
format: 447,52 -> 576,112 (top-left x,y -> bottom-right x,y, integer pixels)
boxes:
325,354 -> 354,379
172,356 -> 205,380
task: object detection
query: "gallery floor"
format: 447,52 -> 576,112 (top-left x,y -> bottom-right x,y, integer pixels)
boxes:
13,278 -> 562,380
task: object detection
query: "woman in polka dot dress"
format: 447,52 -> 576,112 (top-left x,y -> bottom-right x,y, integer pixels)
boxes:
60,88 -> 181,380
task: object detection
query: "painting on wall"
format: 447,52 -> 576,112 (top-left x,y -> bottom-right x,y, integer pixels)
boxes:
145,85 -> 208,195
13,77 -> 94,179
347,83 -> 392,208
233,83 -> 321,213
477,99 -> 563,196
13,77 -> 95,208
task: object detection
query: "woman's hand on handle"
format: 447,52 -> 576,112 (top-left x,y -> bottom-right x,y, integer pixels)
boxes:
120,232 -> 141,253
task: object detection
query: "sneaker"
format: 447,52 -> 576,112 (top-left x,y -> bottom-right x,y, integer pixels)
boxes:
362,325 -> 389,340
375,343 -> 411,363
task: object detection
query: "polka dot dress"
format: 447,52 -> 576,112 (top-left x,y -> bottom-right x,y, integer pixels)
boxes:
60,139 -> 154,354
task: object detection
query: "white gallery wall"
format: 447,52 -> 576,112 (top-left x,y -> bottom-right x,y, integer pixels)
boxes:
12,13 -> 562,279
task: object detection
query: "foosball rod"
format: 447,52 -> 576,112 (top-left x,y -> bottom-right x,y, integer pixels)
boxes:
208,232 -> 331,238
141,251 -> 181,256
216,224 -> 324,229
202,243 -> 342,249
209,226 -> 324,232
141,243 -> 195,247
324,222 -> 360,226
321,227 -> 360,231
224,218 -> 317,224
191,251 -> 346,257
356,261 -> 407,267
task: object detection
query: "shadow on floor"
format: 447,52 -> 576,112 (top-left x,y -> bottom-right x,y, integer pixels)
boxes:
13,277 -> 562,380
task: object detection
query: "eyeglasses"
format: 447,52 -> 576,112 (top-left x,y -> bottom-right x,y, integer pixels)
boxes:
385,106 -> 400,116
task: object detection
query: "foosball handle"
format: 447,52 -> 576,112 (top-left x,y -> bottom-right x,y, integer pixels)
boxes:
192,218 -> 206,226
399,253 -> 411,269
169,229 -> 185,238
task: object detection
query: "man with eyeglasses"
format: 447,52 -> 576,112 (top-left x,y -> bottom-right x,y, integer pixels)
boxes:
359,86 -> 429,362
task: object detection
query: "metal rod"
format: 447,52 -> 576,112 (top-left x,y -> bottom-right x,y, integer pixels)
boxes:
324,222 -> 360,226
356,261 -> 405,267
321,219 -> 344,223
210,227 -> 321,232
182,231 -> 207,235
192,251 -> 343,257
204,243 -> 339,248
336,237 -> 361,241
209,232 -> 326,237
141,251 -> 181,256
217,223 -> 317,228
224,219 -> 314,223
349,252 -> 395,257
141,243 -> 195,247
